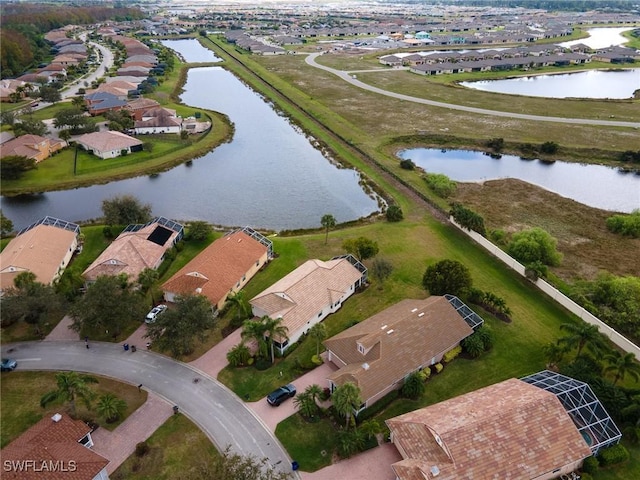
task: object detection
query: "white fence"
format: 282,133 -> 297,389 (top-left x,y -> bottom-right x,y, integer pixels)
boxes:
449,218 -> 640,358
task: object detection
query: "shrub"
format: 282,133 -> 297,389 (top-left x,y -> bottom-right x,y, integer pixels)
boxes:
486,137 -> 504,152
443,345 -> 462,363
422,368 -> 431,380
598,444 -> 629,466
508,227 -> 562,267
399,159 -> 415,170
581,456 -> 599,474
424,173 -> 456,198
401,371 -> 426,399
434,363 -> 443,373
450,203 -> 486,236
385,205 -> 403,222
540,141 -> 559,154
579,474 -> 593,480
135,442 -> 150,457
489,229 -> 508,245
311,354 -> 323,366
226,343 -> 251,367
254,358 -> 271,371
606,210 -> 640,238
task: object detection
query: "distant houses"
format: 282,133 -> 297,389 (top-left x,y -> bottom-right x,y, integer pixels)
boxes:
162,227 -> 272,310
0,217 -> 80,293
250,255 -> 367,354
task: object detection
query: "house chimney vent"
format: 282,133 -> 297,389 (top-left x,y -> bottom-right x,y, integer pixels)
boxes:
52,413 -> 62,423
387,329 -> 394,334
362,362 -> 369,370
418,312 -> 425,317
380,324 -> 388,330
430,465 -> 440,476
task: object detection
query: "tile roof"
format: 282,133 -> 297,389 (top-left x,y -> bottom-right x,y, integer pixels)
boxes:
0,134 -> 49,160
83,220 -> 180,281
1,413 -> 109,480
324,297 -> 473,402
250,258 -> 362,338
76,131 -> 141,153
0,223 -> 77,291
163,230 -> 268,305
386,378 -> 592,480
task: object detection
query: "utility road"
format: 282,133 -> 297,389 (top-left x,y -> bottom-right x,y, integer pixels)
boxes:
1,341 -> 294,476
305,53 -> 640,129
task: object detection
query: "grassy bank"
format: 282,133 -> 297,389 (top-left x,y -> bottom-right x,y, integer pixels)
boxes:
0,371 -> 146,448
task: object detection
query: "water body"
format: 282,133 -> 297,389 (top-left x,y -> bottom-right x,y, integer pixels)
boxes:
559,27 -> 635,49
1,62 -> 378,231
460,69 -> 640,99
398,149 -> 640,213
160,39 -> 221,63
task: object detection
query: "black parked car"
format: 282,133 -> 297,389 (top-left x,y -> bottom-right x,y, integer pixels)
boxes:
266,384 -> 296,406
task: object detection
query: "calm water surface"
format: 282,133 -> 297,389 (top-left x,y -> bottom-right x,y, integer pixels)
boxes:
398,149 -> 640,213
1,64 -> 378,230
559,27 -> 634,49
160,39 -> 221,63
460,69 -> 640,99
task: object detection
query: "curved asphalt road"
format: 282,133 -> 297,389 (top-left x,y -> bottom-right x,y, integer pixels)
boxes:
1,341 -> 294,476
305,52 -> 640,129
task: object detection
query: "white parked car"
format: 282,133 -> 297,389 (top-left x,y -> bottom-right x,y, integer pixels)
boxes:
145,304 -> 168,324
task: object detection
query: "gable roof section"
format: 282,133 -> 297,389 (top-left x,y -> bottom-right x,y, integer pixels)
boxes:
386,378 -> 592,480
83,218 -> 182,281
0,134 -> 48,160
250,257 -> 363,336
0,217 -> 78,290
1,413 -> 109,480
324,297 -> 474,401
76,131 -> 142,154
162,228 -> 270,305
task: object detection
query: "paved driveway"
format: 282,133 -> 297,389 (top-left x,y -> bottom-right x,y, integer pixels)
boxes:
1,341 -> 294,477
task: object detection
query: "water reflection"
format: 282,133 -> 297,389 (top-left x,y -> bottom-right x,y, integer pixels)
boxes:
398,148 -> 640,213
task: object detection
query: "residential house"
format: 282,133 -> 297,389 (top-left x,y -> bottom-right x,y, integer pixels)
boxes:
0,79 -> 27,102
162,227 -> 272,310
83,217 -> 183,284
0,134 -> 66,163
386,378 -> 593,480
125,98 -> 161,121
250,255 -> 367,353
133,107 -> 182,135
75,131 -> 143,160
84,91 -> 127,116
324,296 -> 479,412
1,412 -> 109,480
0,217 -> 79,292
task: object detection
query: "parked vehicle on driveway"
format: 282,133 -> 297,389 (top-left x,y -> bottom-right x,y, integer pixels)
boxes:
145,304 -> 168,324
266,384 -> 296,406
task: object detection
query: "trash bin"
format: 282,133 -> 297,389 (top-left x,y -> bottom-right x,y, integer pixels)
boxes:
131,345 -> 137,352
173,405 -> 179,415
292,461 -> 299,471
123,343 -> 129,351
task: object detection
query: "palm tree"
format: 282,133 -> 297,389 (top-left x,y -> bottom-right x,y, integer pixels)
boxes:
137,268 -> 159,302
305,384 -> 324,405
332,382 -> 362,429
543,342 -> 569,370
40,371 -> 98,417
227,290 -> 252,322
308,322 -> 327,357
359,419 -> 384,442
263,316 -> 289,364
294,391 -> 319,418
558,322 -> 605,359
241,319 -> 268,360
96,393 -> 127,423
321,214 -> 336,245
603,351 -> 640,385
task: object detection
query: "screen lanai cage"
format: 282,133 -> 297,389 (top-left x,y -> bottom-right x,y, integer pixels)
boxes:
444,294 -> 484,330
521,370 -> 622,455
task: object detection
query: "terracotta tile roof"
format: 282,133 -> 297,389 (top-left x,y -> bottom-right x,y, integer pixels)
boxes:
0,134 -> 48,160
76,131 -> 141,153
83,221 -> 180,282
386,378 -> 592,480
324,297 -> 473,403
0,223 -> 77,291
126,98 -> 160,111
162,230 -> 268,306
1,413 -> 109,480
250,258 -> 362,338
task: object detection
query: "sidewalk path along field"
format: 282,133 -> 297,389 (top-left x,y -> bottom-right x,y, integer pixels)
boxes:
305,53 -> 640,129
0,341 -> 295,477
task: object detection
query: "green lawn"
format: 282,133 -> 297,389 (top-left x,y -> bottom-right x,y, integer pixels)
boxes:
111,413 -> 218,480
0,371 -> 147,448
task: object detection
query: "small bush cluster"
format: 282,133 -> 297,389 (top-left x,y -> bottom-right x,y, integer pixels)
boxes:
443,345 -> 462,363
450,202 -> 486,236
486,137 -> 504,152
424,173 -> 456,198
581,456 -> 599,474
399,159 -> 415,170
434,363 -> 443,373
606,210 -> 640,238
135,442 -> 150,457
461,326 -> 494,358
597,444 -> 630,466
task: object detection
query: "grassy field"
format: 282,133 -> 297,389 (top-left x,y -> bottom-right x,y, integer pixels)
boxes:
0,371 -> 147,448
111,413 -> 218,480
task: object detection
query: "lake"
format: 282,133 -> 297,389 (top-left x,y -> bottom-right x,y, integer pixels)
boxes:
160,39 -> 221,63
398,148 -> 640,213
1,44 -> 379,231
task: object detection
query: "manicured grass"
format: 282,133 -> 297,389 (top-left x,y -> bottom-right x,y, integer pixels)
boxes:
111,413 -> 218,480
0,371 -> 147,448
275,415 -> 338,472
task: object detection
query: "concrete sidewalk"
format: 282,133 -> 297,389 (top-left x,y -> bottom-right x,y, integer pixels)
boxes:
91,390 -> 174,474
45,315 -> 79,341
189,329 -> 242,378
300,443 -> 402,480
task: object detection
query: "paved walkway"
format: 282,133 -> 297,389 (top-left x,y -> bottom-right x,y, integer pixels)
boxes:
124,322 -> 152,351
91,391 -> 174,474
45,315 -> 79,341
300,443 -> 402,480
189,329 -> 242,378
